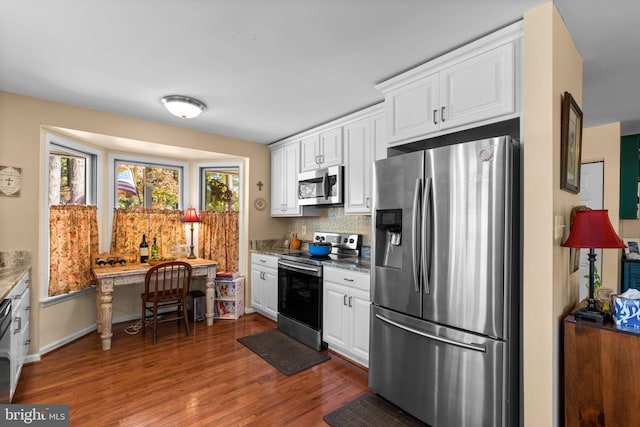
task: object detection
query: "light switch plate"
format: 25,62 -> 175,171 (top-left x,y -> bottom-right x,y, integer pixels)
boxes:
554,215 -> 565,240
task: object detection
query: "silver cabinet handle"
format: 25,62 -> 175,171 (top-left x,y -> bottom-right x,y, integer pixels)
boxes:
343,278 -> 354,282
365,197 -> 370,209
348,296 -> 352,307
320,154 -> 324,164
376,314 -> 486,353
433,109 -> 438,125
343,295 -> 348,306
259,259 -> 266,263
441,106 -> 446,122
14,316 -> 21,334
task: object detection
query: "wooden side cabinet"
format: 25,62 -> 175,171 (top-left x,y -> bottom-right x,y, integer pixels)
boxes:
564,314 -> 640,426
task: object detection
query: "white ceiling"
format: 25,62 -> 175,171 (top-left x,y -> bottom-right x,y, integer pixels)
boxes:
1,0 -> 639,146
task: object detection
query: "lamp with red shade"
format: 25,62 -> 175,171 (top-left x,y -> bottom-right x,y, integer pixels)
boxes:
182,207 -> 200,259
562,209 -> 626,322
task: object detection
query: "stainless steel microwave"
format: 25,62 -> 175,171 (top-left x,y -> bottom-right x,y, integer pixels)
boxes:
297,165 -> 343,206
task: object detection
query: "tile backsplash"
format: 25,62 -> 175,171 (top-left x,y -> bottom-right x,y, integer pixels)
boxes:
288,207 -> 371,246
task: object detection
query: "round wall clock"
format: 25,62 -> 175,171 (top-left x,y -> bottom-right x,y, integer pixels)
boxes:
0,166 -> 22,197
254,197 -> 266,211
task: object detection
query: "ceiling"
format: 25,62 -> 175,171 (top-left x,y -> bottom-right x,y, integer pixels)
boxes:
1,0 -> 639,146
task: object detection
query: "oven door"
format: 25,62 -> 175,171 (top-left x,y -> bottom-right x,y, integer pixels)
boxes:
277,260 -> 323,330
297,165 -> 343,206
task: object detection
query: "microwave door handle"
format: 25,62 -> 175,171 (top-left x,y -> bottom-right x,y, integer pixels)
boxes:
322,171 -> 330,200
411,178 -> 422,293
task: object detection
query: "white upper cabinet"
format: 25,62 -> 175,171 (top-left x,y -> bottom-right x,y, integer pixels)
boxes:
344,117 -> 371,214
439,43 -> 515,130
300,127 -> 343,172
271,141 -> 303,216
377,21 -> 522,146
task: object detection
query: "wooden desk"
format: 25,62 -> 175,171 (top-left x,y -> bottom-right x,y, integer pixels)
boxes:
92,258 -> 217,350
564,314 -> 640,426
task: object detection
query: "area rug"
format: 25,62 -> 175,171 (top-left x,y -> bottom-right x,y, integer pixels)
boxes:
237,329 -> 330,376
323,393 -> 427,427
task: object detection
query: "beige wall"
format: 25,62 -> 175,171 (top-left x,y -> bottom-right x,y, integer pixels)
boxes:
0,91 -> 289,355
582,122 -> 622,291
523,2 -> 583,425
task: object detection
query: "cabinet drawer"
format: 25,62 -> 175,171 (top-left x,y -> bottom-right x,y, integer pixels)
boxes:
251,253 -> 279,270
324,267 -> 370,292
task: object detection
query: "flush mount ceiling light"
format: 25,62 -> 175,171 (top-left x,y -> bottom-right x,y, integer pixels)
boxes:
161,95 -> 206,119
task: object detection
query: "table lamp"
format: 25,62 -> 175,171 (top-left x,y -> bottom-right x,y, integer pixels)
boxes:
562,209 -> 626,322
182,207 -> 200,259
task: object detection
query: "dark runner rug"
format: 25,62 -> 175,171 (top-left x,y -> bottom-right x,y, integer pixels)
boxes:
237,329 -> 330,376
323,393 -> 427,427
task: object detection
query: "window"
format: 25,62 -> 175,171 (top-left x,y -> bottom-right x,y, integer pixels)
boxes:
115,160 -> 183,209
49,143 -> 96,206
43,135 -> 101,302
200,167 -> 239,211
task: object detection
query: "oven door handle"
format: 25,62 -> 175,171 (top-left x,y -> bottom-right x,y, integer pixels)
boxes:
278,261 -> 321,274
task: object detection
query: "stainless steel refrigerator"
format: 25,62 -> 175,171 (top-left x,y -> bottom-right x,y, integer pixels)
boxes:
369,136 -> 520,427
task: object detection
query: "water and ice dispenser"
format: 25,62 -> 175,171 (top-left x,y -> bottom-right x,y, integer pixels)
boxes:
375,209 -> 403,269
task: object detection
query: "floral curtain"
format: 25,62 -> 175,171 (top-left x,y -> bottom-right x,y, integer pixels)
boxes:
110,209 -> 186,260
198,211 -> 239,273
49,205 -> 99,296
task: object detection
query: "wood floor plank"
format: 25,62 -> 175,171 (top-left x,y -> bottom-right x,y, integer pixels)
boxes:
13,313 -> 369,426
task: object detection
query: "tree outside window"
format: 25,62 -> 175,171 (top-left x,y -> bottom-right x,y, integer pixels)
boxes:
49,150 -> 87,206
203,169 -> 239,212
116,162 -> 181,209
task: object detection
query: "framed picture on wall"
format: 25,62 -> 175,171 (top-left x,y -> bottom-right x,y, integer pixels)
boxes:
560,91 -> 584,194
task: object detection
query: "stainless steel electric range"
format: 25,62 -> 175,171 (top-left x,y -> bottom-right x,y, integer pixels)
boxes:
277,232 -> 362,351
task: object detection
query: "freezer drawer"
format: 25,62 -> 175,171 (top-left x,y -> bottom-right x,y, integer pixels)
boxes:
369,305 -> 513,427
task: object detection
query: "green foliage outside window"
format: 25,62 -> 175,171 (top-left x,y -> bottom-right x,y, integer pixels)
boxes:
204,170 -> 238,211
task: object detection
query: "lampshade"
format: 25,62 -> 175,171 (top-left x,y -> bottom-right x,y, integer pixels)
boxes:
562,209 -> 625,249
182,207 -> 200,223
161,95 -> 206,119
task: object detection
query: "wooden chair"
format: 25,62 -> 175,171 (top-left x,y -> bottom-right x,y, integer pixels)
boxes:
141,261 -> 192,344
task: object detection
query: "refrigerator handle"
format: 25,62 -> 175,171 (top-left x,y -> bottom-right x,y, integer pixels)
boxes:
375,314 -> 487,353
422,177 -> 432,295
411,178 -> 422,293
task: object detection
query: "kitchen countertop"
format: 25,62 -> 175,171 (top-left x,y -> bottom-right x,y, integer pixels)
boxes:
0,263 -> 30,300
251,248 -> 371,274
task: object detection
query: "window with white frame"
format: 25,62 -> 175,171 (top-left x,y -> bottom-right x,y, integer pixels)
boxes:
49,143 -> 97,206
200,166 -> 239,211
44,135 -> 101,302
114,160 -> 183,210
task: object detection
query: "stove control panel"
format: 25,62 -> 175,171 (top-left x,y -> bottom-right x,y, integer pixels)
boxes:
313,232 -> 362,251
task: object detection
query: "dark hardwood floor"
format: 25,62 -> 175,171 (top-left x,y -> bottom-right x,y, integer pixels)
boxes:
13,313 -> 370,426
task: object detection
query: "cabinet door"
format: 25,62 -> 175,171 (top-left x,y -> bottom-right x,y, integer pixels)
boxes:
270,147 -> 285,216
344,117 -> 372,215
620,135 -> 640,219
282,142 -> 302,215
250,267 -> 264,311
263,268 -> 278,320
440,43 -> 515,130
319,127 -> 343,167
386,72 -> 439,144
349,288 -> 371,366
300,134 -> 320,172
372,111 -> 387,162
323,281 -> 349,350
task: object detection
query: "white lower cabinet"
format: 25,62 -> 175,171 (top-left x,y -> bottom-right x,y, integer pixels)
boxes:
8,270 -> 30,401
250,253 -> 278,320
322,266 -> 370,367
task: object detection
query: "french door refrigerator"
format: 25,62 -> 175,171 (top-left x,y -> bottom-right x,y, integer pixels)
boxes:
369,136 -> 520,427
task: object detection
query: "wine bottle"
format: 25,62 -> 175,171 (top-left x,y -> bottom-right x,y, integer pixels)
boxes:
140,234 -> 149,263
151,237 -> 159,261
